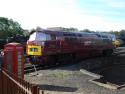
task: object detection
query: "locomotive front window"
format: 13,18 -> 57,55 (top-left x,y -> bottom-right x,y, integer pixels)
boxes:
34,48 -> 38,52
36,32 -> 51,41
30,48 -> 38,52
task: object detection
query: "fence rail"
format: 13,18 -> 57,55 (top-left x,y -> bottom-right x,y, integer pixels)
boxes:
0,68 -> 40,94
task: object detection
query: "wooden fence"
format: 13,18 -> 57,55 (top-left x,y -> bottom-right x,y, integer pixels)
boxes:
0,68 -> 40,94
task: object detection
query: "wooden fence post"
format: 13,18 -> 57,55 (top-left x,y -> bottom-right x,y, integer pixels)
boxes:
41,90 -> 44,94
32,85 -> 40,94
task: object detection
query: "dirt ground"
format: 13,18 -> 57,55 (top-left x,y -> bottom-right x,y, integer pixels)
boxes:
24,47 -> 125,94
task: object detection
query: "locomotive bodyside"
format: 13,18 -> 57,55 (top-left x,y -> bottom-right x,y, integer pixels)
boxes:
26,30 -> 114,64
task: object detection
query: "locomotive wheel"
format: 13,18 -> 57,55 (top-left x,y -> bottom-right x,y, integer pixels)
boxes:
103,49 -> 113,56
46,55 -> 57,65
55,54 -> 74,64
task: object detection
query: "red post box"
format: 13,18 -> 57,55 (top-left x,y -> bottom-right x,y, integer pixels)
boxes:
4,43 -> 24,79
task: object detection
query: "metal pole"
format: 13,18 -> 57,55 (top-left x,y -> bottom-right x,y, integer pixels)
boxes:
33,64 -> 38,75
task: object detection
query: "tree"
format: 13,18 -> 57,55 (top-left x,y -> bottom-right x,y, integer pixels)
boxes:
80,29 -> 93,33
0,17 -> 24,39
47,27 -> 78,32
119,30 -> 125,38
109,30 -> 120,36
67,27 -> 78,32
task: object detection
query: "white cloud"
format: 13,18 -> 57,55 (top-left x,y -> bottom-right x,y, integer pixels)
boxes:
0,0 -> 124,31
0,0 -> 78,28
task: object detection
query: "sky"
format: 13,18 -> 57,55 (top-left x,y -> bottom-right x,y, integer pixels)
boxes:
0,0 -> 125,31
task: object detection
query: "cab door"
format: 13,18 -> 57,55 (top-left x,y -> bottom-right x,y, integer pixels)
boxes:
44,34 -> 61,55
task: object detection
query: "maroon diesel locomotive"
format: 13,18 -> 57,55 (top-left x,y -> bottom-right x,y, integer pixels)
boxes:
26,29 -> 114,65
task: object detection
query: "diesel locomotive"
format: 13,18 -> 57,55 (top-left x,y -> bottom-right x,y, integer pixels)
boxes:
26,29 -> 115,65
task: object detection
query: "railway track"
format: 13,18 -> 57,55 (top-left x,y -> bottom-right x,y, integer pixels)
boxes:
24,58 -> 82,74
24,62 -> 61,74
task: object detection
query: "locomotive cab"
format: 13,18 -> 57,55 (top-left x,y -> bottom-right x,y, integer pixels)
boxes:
26,30 -> 62,64
27,31 -> 51,56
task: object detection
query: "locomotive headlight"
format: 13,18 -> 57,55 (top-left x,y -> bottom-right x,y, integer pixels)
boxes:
27,45 -> 42,56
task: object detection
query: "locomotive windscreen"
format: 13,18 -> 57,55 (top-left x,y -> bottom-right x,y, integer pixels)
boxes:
29,32 -> 52,41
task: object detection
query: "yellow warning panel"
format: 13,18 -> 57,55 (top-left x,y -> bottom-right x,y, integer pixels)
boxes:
27,45 -> 42,56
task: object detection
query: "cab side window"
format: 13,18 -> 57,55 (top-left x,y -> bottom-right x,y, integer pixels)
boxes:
36,32 -> 51,41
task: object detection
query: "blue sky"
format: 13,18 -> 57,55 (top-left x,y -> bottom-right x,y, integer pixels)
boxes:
77,0 -> 125,22
0,0 -> 125,31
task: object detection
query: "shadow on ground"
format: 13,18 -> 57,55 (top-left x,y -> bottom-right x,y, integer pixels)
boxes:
100,66 -> 125,86
39,84 -> 78,92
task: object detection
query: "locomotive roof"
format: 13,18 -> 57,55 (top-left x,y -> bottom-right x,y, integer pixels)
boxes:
37,29 -> 65,35
29,29 -> 100,41
36,29 -> 97,37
